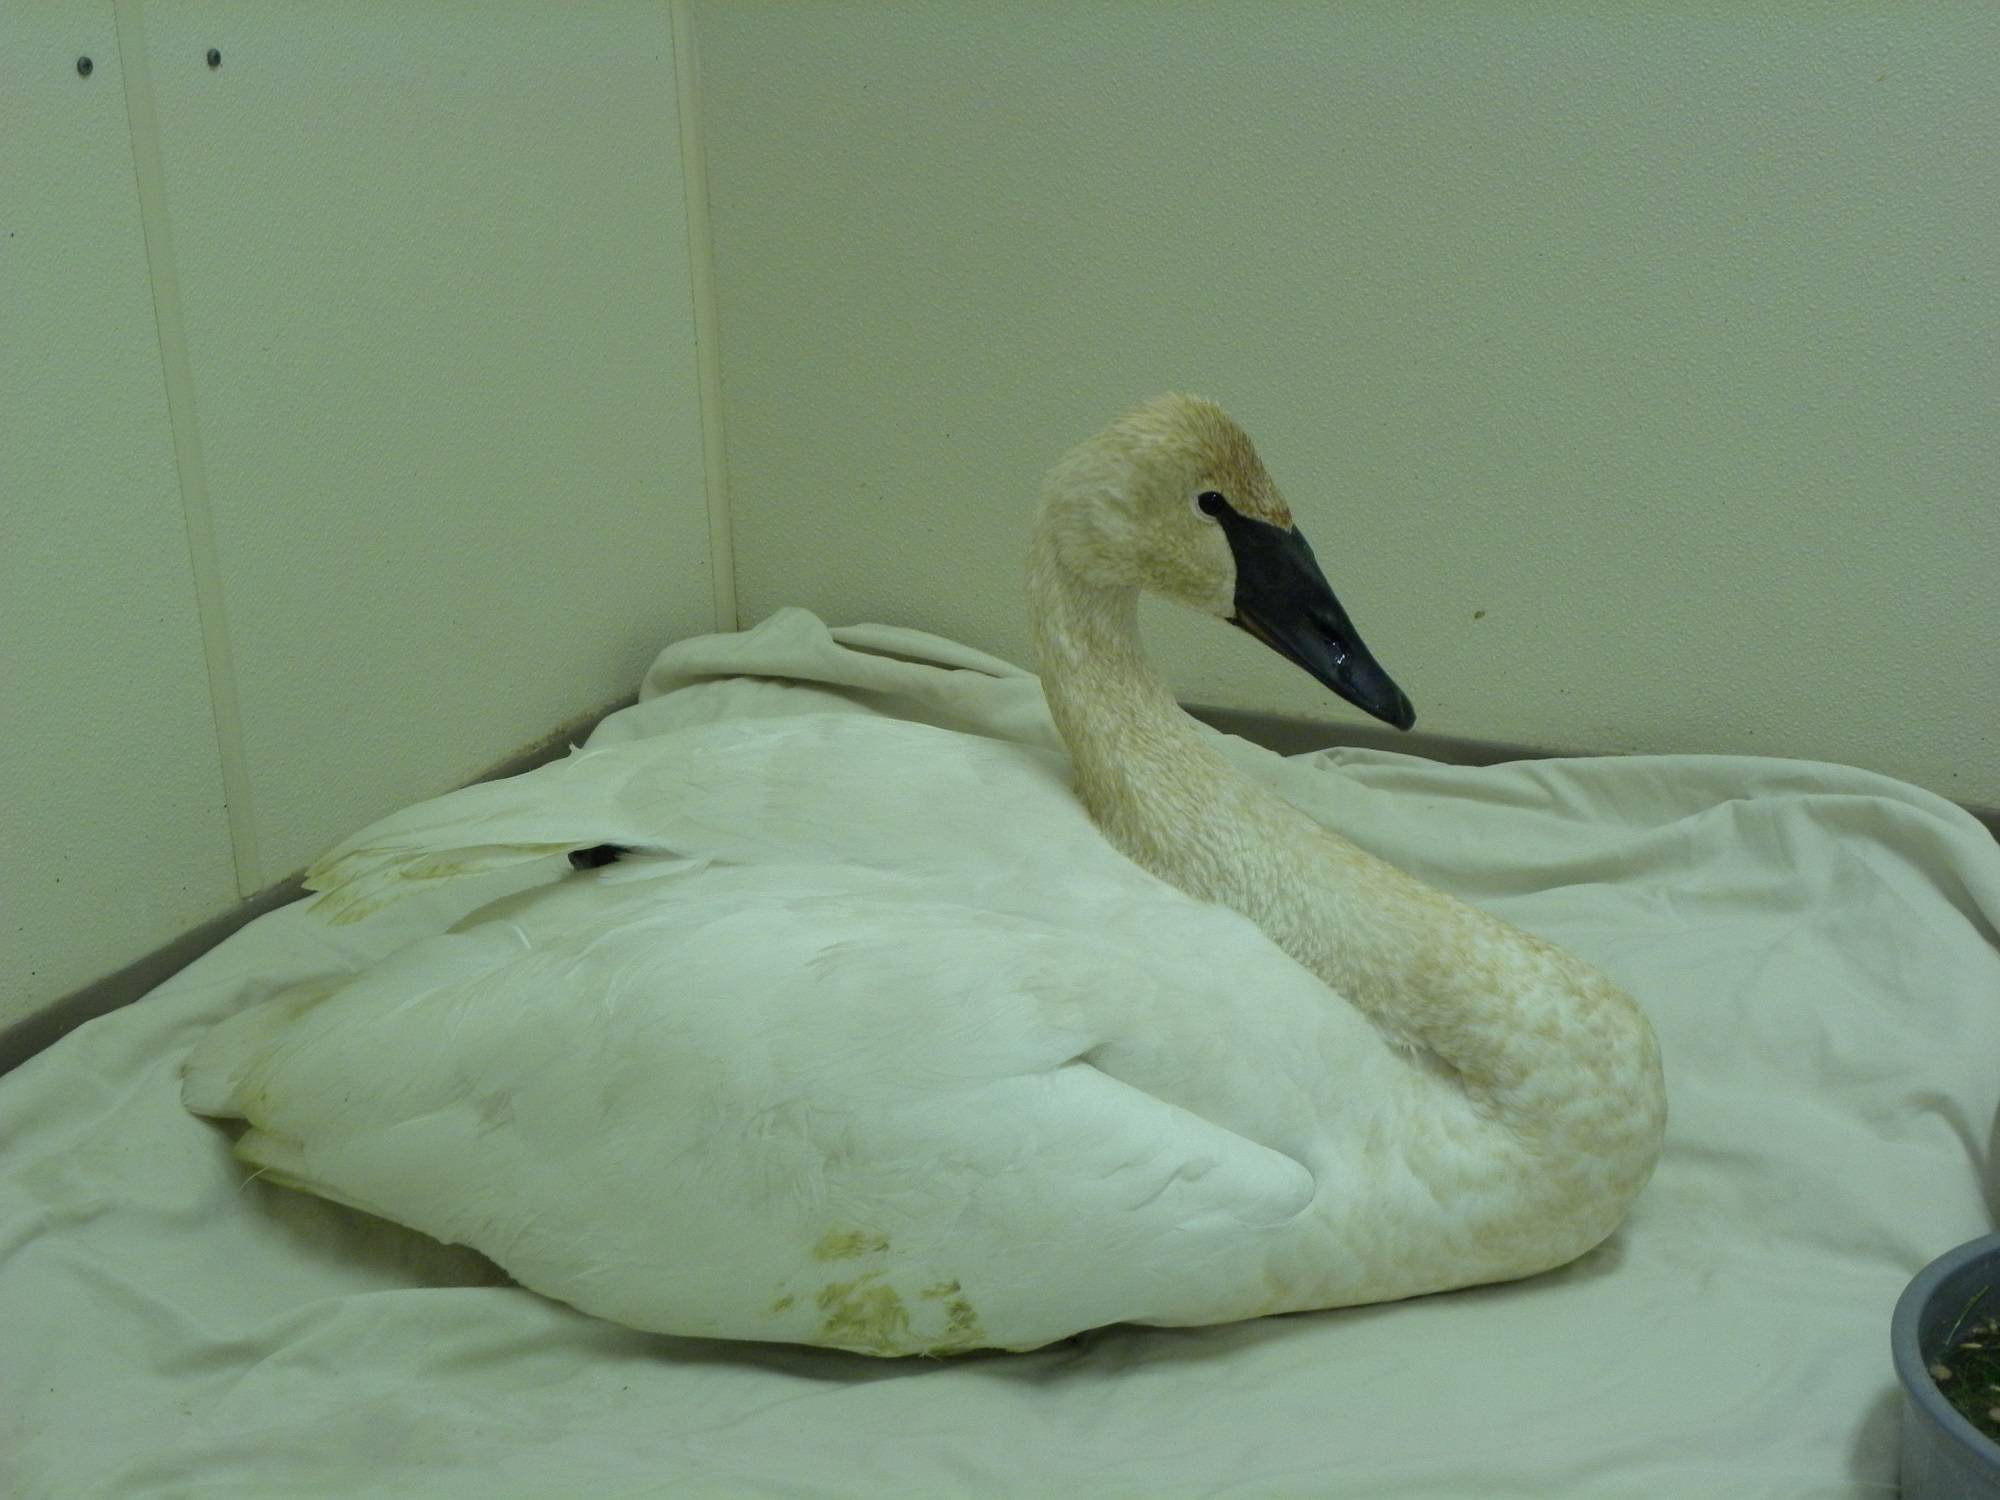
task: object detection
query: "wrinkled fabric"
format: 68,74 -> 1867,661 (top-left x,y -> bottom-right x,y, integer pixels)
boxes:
4,608 -> 1995,1499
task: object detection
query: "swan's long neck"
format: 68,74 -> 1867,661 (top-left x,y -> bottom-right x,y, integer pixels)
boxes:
1028,532 -> 1236,864
1029,519 -> 1664,1213
1030,525 -> 1413,1016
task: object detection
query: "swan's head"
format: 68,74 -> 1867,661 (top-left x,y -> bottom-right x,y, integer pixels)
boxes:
1039,394 -> 1415,731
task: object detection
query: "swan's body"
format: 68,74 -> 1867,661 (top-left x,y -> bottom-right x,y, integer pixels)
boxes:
183,397 -> 1665,1355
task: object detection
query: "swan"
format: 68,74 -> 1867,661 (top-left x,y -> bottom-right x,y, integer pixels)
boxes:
181,395 -> 1665,1356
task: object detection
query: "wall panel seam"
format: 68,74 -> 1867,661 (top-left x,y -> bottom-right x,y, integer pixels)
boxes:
111,0 -> 263,895
669,0 -> 737,633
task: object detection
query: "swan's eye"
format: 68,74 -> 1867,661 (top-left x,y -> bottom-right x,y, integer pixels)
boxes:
1195,491 -> 1229,519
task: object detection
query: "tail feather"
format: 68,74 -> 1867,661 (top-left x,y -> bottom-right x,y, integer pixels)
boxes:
232,1128 -> 394,1222
181,978 -> 343,1118
298,742 -> 661,925
304,840 -> 577,925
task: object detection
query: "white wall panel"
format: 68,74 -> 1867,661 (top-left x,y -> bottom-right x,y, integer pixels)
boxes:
141,0 -> 714,878
6,1 -> 714,1044
0,3 -> 237,1030
696,3 -> 2000,808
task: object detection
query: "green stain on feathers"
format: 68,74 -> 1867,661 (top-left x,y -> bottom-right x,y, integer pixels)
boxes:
805,1237 -> 986,1354
810,1273 -> 987,1355
933,1296 -> 984,1353
812,1228 -> 890,1261
815,1275 -> 910,1353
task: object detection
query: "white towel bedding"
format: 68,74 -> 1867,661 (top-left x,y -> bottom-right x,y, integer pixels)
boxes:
4,609 -> 1996,1498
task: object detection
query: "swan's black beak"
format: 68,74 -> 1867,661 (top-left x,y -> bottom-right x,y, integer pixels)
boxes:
1218,511 -> 1416,731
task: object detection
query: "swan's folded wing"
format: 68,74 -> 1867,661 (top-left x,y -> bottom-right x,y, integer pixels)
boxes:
190,879 -> 1317,1354
304,714 -> 1103,925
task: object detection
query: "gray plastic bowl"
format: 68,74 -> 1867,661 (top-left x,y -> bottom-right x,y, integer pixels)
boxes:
1896,1233 -> 2000,1499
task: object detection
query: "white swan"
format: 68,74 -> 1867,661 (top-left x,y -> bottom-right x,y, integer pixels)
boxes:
182,395 -> 1665,1356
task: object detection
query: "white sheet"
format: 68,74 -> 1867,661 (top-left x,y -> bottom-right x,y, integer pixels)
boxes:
5,608 -> 1997,1498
